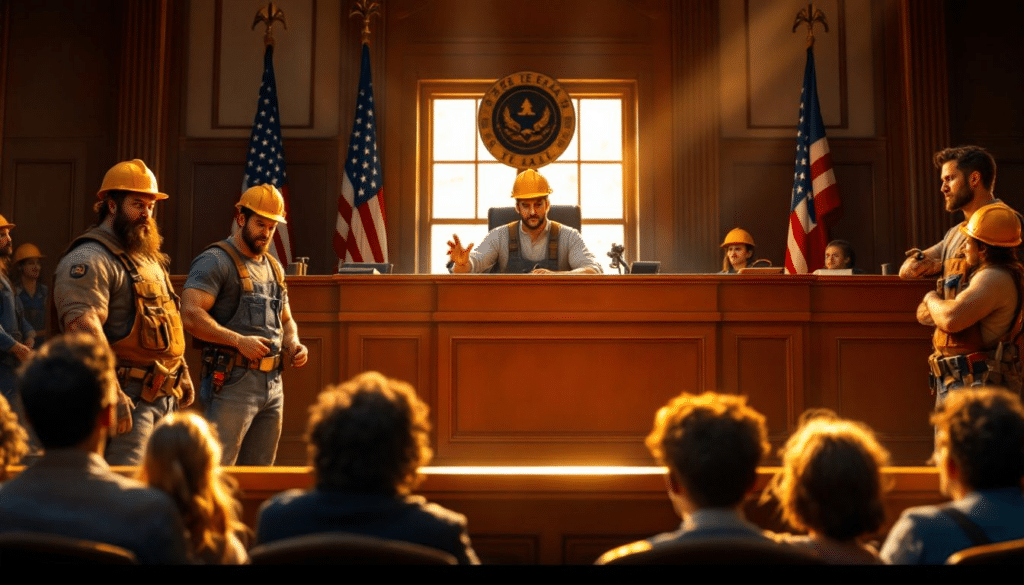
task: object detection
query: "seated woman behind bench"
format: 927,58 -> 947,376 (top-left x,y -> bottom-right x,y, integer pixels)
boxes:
720,228 -> 758,273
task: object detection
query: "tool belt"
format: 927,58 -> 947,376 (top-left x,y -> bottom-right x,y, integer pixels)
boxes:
201,345 -> 283,394
233,351 -> 283,372
928,342 -> 1023,395
115,359 -> 184,403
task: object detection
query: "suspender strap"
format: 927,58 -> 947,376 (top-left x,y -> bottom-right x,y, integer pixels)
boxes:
74,229 -> 144,284
506,221 -> 519,256
507,220 -> 561,263
940,506 -> 992,546
208,241 -> 286,294
1007,270 -> 1024,345
547,221 -> 562,263
70,229 -> 179,302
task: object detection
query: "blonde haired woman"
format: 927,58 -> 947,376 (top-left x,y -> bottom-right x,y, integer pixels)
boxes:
0,394 -> 27,481
140,412 -> 249,564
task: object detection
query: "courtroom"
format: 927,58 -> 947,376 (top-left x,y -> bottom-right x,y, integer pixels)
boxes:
0,0 -> 1022,566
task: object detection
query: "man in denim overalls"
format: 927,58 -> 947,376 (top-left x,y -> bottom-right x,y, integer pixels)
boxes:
182,184 -> 308,465
447,169 -> 602,274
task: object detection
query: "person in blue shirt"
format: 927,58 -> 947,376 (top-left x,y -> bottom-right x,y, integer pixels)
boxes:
881,387 -> 1024,564
13,242 -> 47,348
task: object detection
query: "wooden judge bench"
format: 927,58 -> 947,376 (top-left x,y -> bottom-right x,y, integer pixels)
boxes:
177,273 -> 945,563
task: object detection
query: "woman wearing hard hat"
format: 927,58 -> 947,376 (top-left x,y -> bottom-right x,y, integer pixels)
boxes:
12,243 -> 45,348
720,228 -> 757,274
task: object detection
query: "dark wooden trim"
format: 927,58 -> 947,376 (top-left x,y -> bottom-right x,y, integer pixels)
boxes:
210,0 -> 318,130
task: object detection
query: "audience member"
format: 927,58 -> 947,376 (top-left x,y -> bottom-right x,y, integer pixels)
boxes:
766,409 -> 889,563
140,412 -> 248,564
597,392 -> 773,562
255,371 -> 479,564
12,242 -> 47,348
880,387 -> 1024,564
0,393 -> 27,481
0,334 -> 189,564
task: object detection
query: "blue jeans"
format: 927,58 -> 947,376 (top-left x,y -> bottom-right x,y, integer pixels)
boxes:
105,380 -> 176,466
201,368 -> 282,466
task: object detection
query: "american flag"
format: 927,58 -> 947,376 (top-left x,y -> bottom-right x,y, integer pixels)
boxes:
334,43 -> 388,266
243,44 -> 294,265
785,47 -> 842,274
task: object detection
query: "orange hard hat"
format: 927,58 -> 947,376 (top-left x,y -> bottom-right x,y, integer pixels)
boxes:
721,228 -> 755,249
97,159 -> 167,200
237,184 -> 287,224
960,203 -> 1022,248
511,169 -> 553,199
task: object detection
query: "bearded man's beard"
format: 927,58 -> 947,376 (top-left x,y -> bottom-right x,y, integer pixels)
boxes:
242,223 -> 271,255
0,240 -> 12,276
115,210 -> 169,267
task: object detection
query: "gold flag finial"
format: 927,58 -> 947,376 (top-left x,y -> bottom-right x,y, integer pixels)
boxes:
252,2 -> 288,47
350,0 -> 381,46
792,1 -> 829,49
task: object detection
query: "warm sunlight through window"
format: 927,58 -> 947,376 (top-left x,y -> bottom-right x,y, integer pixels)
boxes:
420,82 -> 636,273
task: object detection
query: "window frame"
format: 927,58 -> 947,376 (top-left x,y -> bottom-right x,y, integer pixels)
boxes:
417,79 -> 638,274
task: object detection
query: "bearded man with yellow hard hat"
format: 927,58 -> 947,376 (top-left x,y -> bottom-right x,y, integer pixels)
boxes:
447,169 -> 601,274
54,159 -> 194,465
918,202 -> 1024,404
181,184 -> 308,466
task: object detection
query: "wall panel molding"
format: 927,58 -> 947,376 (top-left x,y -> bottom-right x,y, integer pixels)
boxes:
672,0 -> 720,272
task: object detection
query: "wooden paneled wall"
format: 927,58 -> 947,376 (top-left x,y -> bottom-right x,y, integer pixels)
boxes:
2,1 -> 1023,276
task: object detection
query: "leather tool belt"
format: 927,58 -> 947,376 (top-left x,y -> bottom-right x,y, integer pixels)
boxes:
202,344 -> 283,374
928,351 -> 989,393
234,351 -> 283,372
115,359 -> 184,402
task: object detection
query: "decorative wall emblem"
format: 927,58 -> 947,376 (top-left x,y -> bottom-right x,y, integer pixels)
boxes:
478,72 -> 576,169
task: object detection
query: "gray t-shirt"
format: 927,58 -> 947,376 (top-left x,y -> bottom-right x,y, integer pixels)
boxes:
54,232 -> 168,341
184,242 -> 287,337
466,221 -> 602,273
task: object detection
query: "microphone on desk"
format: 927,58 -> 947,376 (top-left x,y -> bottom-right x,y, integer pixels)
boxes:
607,243 -> 628,275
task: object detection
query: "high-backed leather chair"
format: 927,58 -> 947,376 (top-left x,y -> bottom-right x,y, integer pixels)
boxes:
487,205 -> 582,231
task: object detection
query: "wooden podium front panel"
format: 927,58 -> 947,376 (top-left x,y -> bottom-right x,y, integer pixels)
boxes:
174,274 -> 937,466
720,324 -> 804,446
435,322 -> 715,465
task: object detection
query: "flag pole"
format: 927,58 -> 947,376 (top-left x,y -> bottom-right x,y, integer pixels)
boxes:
252,2 -> 288,47
334,0 -> 389,267
784,2 -> 841,274
792,1 -> 829,49
243,2 -> 295,266
350,0 -> 381,46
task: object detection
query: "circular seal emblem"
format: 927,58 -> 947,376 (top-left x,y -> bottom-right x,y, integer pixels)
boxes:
478,71 -> 575,169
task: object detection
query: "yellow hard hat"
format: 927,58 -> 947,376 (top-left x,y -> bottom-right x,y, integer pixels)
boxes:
97,159 -> 167,200
511,169 -> 553,199
0,214 -> 14,231
14,243 -> 42,264
236,184 -> 287,224
959,203 -> 1022,248
721,228 -> 755,249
